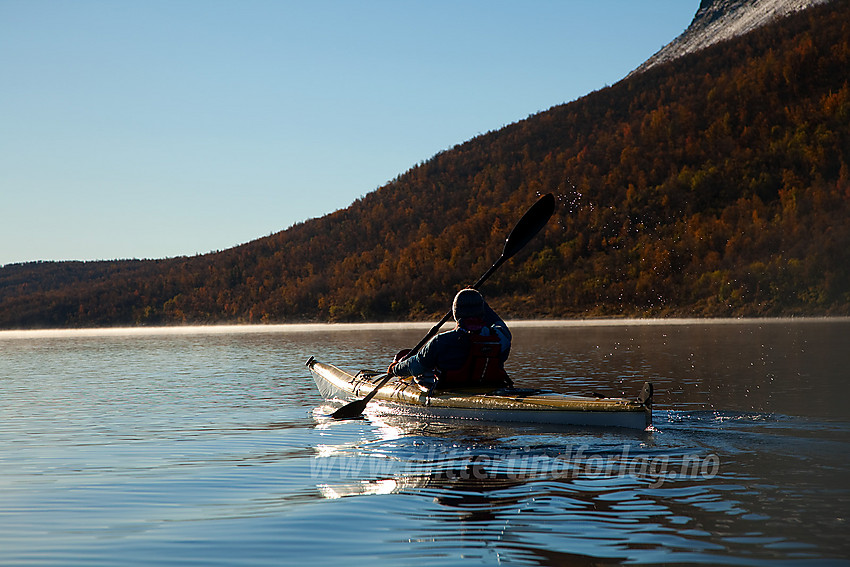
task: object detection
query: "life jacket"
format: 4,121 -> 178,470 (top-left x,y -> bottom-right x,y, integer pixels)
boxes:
437,328 -> 511,389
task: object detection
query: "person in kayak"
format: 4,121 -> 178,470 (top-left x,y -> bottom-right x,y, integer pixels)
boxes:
388,288 -> 513,391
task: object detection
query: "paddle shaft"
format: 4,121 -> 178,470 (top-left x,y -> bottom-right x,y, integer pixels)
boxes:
332,254 -> 507,416
331,194 -> 555,419
349,254 -> 509,412
406,254 -> 508,357
406,191 -> 557,356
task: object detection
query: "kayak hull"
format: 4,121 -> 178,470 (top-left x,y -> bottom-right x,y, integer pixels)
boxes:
307,357 -> 652,430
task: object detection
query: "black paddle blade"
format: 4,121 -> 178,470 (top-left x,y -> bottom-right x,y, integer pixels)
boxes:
502,193 -> 556,260
331,373 -> 393,419
331,399 -> 369,419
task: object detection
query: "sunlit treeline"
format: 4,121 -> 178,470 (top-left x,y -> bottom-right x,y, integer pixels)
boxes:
1,0 -> 848,328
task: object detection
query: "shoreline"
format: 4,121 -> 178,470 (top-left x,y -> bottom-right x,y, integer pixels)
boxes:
2,316 -> 849,340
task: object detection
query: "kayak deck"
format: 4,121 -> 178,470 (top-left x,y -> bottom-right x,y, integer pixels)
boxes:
307,356 -> 652,430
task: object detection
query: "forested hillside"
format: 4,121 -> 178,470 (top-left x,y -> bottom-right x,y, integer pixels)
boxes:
2,0 -> 848,328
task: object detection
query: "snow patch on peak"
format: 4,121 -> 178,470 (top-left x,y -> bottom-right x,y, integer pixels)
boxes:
631,0 -> 832,76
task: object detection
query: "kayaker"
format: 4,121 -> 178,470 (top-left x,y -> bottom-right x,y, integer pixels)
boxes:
387,288 -> 513,391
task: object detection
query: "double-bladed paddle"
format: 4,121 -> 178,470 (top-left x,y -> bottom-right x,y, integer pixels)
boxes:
331,193 -> 556,419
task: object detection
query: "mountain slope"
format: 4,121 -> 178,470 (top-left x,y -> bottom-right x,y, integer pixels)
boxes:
1,0 -> 848,328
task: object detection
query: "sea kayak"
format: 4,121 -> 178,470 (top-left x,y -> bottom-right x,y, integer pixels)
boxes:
307,356 -> 653,430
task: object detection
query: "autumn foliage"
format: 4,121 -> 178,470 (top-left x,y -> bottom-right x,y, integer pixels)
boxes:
1,0 -> 849,328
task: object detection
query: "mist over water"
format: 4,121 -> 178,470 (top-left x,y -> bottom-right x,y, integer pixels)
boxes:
1,320 -> 848,565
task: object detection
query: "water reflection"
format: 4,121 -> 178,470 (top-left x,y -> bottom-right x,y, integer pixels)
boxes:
311,400 -> 849,564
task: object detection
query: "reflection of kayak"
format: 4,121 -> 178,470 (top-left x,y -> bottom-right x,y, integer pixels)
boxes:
307,357 -> 653,430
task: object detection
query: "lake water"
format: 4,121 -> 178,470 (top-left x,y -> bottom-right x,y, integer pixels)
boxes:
1,320 -> 848,566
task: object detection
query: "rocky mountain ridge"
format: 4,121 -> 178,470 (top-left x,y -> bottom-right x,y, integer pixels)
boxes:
631,0 -> 831,75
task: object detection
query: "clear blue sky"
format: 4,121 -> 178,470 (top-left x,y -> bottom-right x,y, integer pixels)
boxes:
1,1 -> 696,266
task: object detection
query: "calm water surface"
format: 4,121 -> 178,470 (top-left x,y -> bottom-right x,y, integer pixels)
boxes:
1,320 -> 848,566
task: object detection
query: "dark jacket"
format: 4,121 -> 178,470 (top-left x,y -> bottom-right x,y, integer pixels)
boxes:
392,302 -> 511,380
